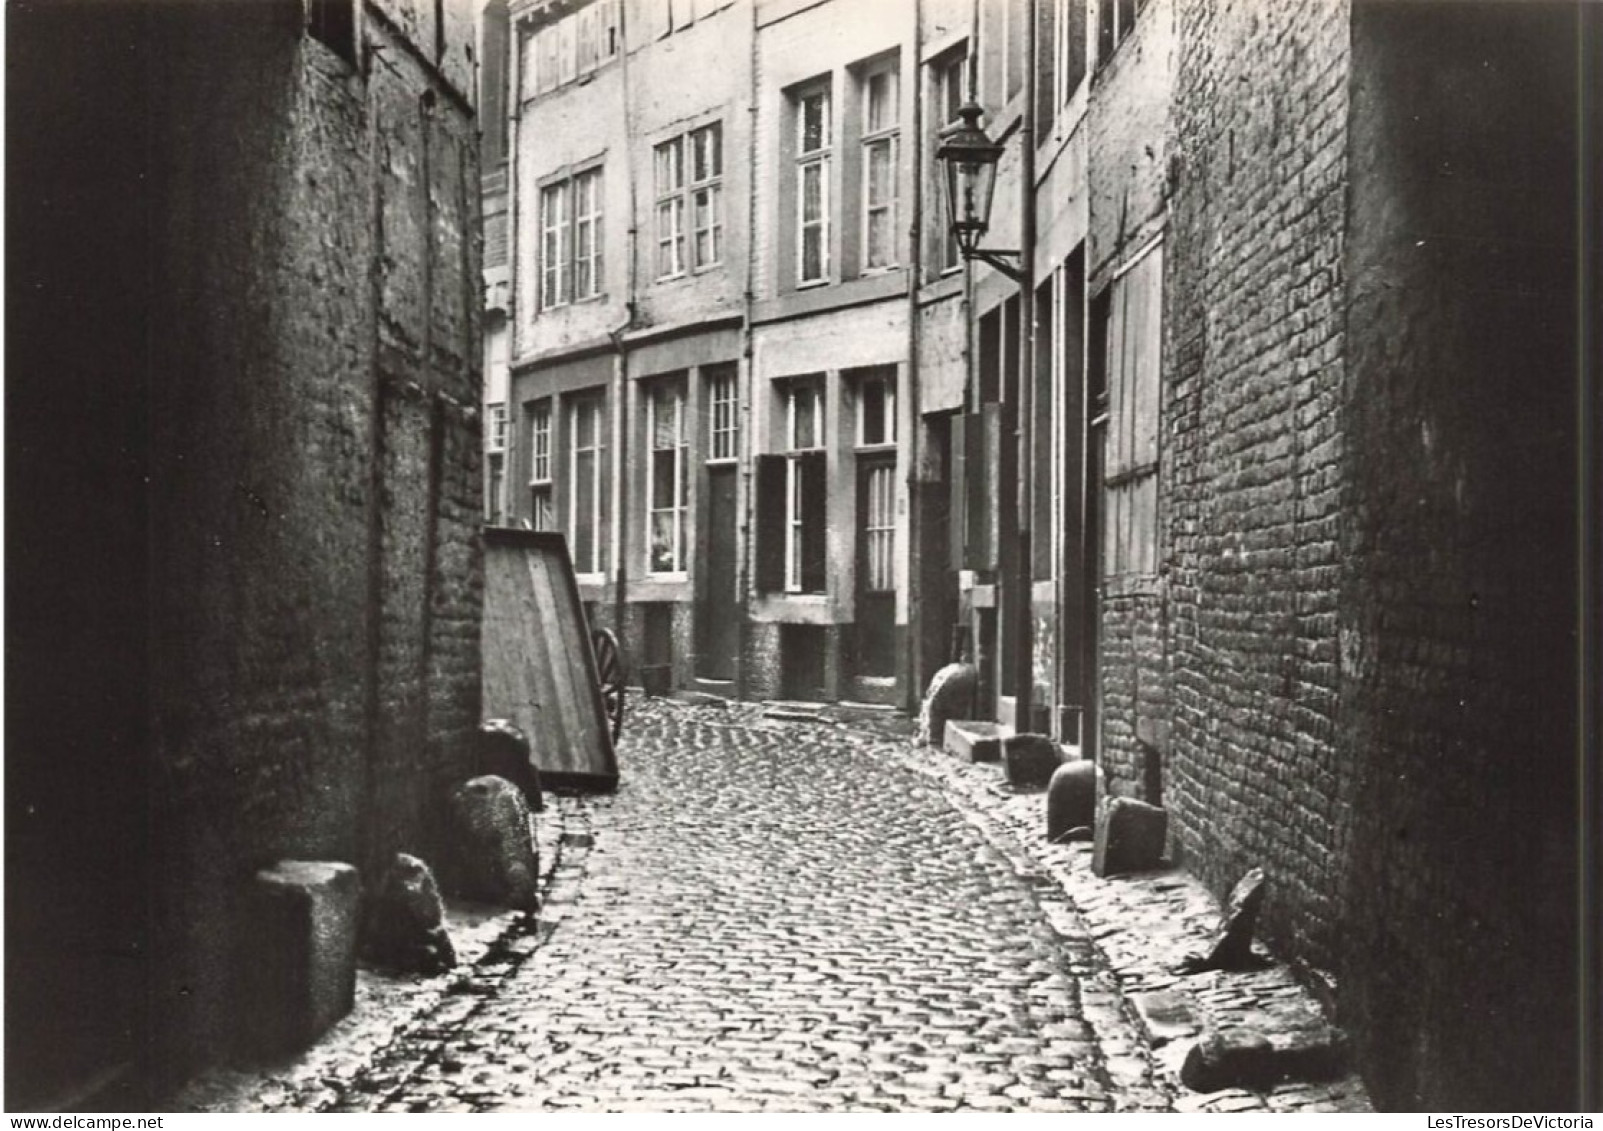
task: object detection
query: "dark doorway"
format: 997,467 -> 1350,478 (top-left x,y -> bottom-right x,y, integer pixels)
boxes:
855,456 -> 897,678
696,464 -> 739,679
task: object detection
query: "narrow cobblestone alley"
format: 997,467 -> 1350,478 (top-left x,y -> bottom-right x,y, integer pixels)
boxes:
315,699 -> 1176,1113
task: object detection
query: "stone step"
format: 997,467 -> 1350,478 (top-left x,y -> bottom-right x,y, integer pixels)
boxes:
942,719 -> 1011,763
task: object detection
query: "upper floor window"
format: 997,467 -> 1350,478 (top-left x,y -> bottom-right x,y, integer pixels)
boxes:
929,44 -> 967,274
662,0 -> 734,35
540,166 -> 603,310
1097,0 -> 1148,67
1100,239 -> 1163,584
522,0 -> 620,100
306,0 -> 358,67
707,364 -> 740,462
795,85 -> 832,286
1055,0 -> 1087,106
646,379 -> 689,575
859,62 -> 900,272
486,403 -> 509,452
654,122 -> 723,280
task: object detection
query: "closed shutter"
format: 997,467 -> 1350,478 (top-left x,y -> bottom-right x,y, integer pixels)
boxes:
755,454 -> 786,591
800,449 -> 828,593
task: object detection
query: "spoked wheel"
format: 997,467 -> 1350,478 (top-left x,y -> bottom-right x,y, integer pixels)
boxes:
590,626 -> 626,743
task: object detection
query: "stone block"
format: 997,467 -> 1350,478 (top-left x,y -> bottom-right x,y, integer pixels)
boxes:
448,775 -> 540,911
1046,760 -> 1098,841
943,719 -> 1005,763
1093,797 -> 1169,877
241,860 -> 360,1058
1181,1030 -> 1277,1092
1002,733 -> 1061,790
477,719 -> 542,811
362,853 -> 456,975
1181,867 -> 1268,973
1131,990 -> 1204,1048
916,662 -> 977,746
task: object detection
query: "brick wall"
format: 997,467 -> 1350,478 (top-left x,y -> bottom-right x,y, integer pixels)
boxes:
3,1 -> 483,1099
1333,2 -> 1583,1109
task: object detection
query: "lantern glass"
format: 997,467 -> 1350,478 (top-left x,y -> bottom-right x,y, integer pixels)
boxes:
935,101 -> 1004,260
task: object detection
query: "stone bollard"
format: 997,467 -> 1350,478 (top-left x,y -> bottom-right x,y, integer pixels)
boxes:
477,719 -> 543,811
916,663 -> 978,746
448,775 -> 540,911
241,860 -> 360,1058
1002,734 -> 1060,790
1092,796 -> 1169,877
1046,760 -> 1098,842
1181,1030 -> 1278,1092
1179,866 -> 1268,973
362,853 -> 456,975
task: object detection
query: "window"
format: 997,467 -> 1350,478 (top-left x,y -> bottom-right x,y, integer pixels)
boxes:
707,365 -> 739,462
855,368 -> 896,447
1098,0 -> 1147,66
795,85 -> 832,285
522,2 -> 619,99
528,400 -> 553,531
860,63 -> 899,272
784,381 -> 824,591
646,380 -> 689,574
863,463 -> 895,592
930,44 -> 967,273
1102,240 -> 1163,582
540,167 -> 603,309
307,0 -> 358,66
486,405 -> 508,524
655,122 -> 722,280
568,394 -> 607,574
1054,0 -> 1087,107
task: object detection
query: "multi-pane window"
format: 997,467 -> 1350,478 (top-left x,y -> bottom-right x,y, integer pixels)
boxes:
1103,240 -> 1163,581
855,369 -> 896,447
1097,0 -> 1148,66
707,366 -> 739,462
785,382 -> 824,591
486,404 -> 508,525
540,167 -> 603,310
860,63 -> 899,272
655,122 -> 722,280
528,400 -> 553,531
524,1 -> 620,99
795,86 -> 832,285
569,394 -> 608,575
863,464 -> 895,592
931,45 -> 967,273
1054,0 -> 1087,107
646,380 -> 689,574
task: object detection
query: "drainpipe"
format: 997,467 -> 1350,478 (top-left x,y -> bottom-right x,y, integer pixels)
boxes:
1013,0 -> 1039,733
737,0 -> 760,700
904,0 -> 925,712
611,0 -> 642,624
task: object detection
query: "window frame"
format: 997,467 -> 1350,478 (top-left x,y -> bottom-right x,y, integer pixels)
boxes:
688,122 -> 724,271
854,368 -> 897,449
539,165 -> 604,310
654,120 -> 724,281
783,380 -> 825,593
929,44 -> 967,275
645,379 -> 690,577
1101,237 -> 1164,588
568,393 -> 608,577
794,84 -> 833,287
859,60 -> 900,273
528,400 -> 554,532
707,366 -> 740,464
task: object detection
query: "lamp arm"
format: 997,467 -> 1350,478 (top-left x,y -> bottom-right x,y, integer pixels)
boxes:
968,247 -> 1025,284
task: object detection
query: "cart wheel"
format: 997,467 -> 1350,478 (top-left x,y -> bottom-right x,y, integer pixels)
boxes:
591,627 -> 625,742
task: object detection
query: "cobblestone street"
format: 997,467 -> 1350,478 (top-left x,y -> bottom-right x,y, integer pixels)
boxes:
197,699 -> 1176,1113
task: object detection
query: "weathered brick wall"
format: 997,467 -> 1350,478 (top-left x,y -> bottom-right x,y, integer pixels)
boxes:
124,0 -> 483,1089
1161,0 -> 1350,964
1333,2 -> 1582,1109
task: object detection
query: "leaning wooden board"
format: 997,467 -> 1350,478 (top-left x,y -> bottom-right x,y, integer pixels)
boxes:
482,527 -> 618,789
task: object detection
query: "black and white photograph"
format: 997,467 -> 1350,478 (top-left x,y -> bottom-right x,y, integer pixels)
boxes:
5,0 -> 1598,1115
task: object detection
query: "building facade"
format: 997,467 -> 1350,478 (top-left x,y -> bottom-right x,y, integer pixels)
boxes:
503,0 -> 1591,1110
9,0 -> 485,1106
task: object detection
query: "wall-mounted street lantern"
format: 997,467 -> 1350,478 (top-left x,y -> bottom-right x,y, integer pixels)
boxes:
935,101 -> 1023,283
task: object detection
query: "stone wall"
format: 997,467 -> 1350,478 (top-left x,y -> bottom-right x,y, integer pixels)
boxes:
6,0 -> 483,1102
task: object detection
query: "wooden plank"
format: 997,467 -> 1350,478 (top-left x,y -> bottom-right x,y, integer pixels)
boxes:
482,528 -> 618,789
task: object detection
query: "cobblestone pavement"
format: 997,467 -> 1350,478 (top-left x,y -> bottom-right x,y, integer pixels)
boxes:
239,698 -> 1177,1113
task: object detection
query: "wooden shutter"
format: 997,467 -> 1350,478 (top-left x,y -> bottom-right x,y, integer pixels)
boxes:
755,454 -> 786,592
799,449 -> 828,593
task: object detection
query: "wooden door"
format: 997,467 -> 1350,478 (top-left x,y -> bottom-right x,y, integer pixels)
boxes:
696,464 -> 739,679
855,457 -> 897,677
